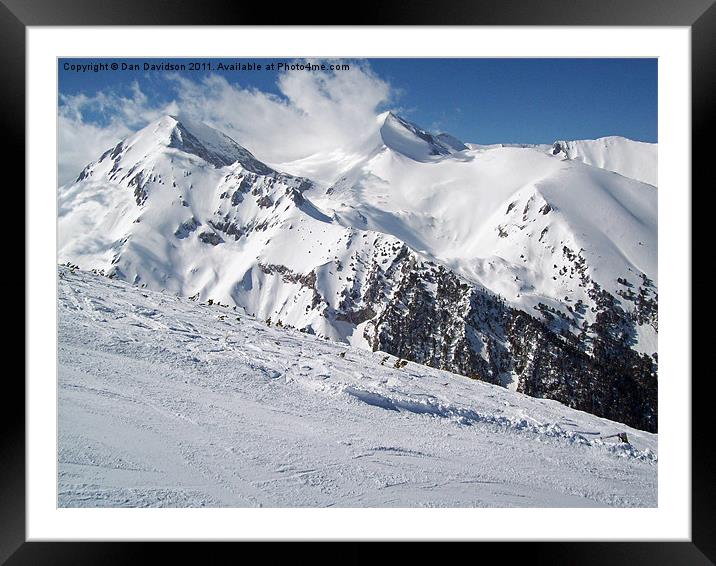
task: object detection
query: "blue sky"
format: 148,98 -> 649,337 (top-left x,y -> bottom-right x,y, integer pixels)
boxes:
59,58 -> 657,144
58,58 -> 656,185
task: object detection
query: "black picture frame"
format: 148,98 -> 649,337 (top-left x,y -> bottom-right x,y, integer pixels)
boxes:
5,0 -> 711,563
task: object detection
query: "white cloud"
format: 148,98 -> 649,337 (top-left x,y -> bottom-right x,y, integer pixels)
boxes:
58,62 -> 393,185
58,82 -> 179,185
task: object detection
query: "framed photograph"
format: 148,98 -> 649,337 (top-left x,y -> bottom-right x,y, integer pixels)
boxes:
7,0 -> 711,562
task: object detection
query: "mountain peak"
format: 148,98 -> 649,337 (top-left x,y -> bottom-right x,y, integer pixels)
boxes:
72,115 -> 274,186
106,114 -> 273,173
156,115 -> 273,173
378,112 -> 466,162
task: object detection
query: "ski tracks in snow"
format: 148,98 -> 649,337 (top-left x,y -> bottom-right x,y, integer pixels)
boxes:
58,268 -> 657,507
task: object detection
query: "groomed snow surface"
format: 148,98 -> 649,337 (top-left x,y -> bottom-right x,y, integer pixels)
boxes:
59,267 -> 657,508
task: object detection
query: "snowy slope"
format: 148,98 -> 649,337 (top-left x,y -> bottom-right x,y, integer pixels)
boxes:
270,112 -> 469,184
378,112 -> 468,161
58,267 -> 657,508
550,137 -> 657,187
466,137 -> 657,187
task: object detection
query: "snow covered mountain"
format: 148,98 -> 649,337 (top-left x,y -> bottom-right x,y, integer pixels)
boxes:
58,113 -> 658,431
379,112 -> 468,160
59,266 -> 657,507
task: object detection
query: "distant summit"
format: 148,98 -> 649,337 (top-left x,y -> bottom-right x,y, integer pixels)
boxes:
378,112 -> 467,161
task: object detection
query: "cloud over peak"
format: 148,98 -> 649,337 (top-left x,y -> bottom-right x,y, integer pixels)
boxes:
59,61 -> 393,186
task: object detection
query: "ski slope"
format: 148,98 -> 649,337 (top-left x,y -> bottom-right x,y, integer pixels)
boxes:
58,267 -> 657,508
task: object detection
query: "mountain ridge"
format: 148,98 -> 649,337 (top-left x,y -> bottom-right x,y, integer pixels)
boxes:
58,113 -> 658,431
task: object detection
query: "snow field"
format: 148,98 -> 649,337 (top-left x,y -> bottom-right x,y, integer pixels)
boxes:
59,267 -> 657,508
